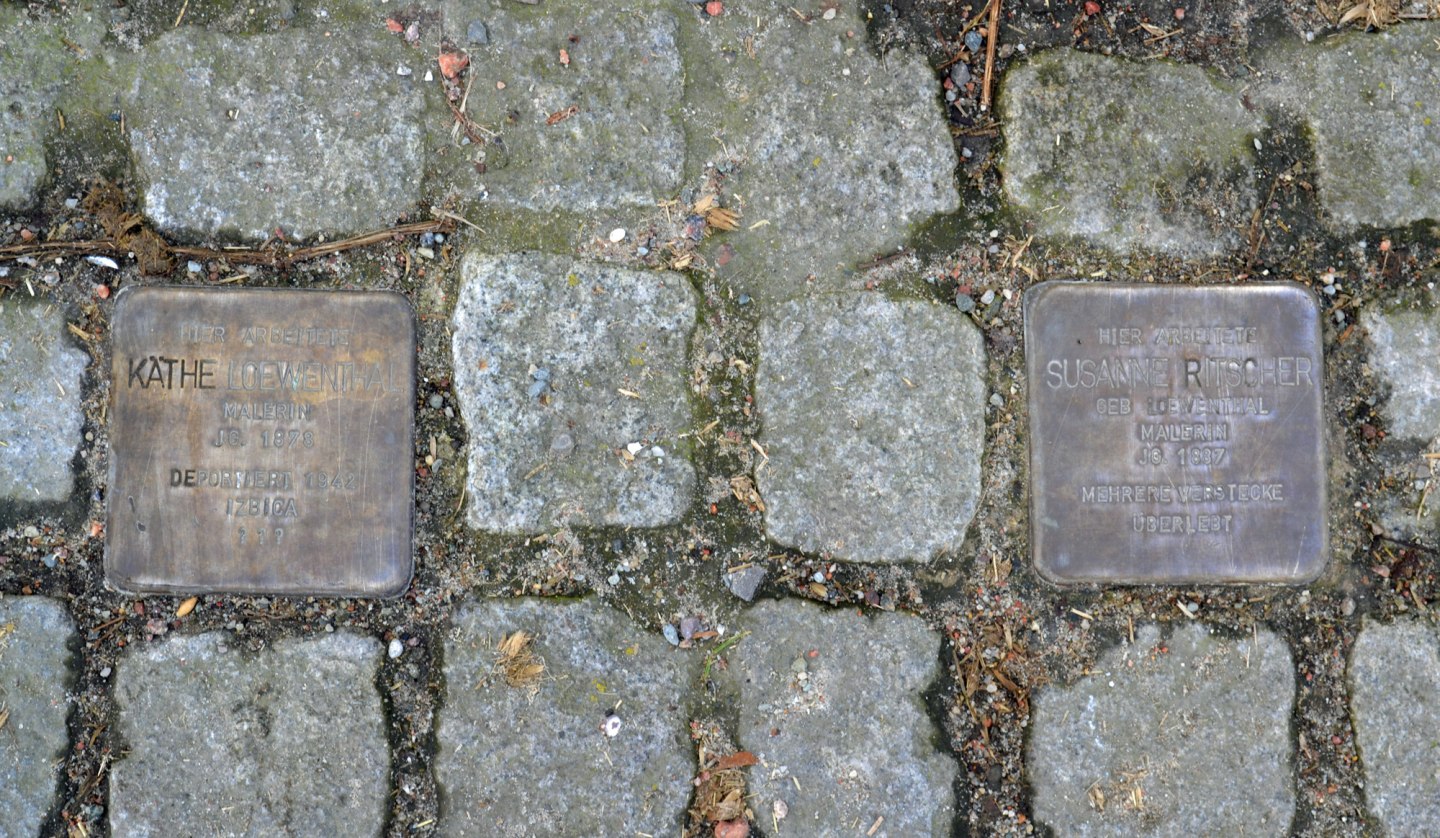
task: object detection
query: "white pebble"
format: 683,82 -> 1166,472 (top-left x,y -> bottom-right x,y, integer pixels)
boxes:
608,227 -> 626,243
626,442 -> 644,455
603,714 -> 622,737
85,255 -> 120,270
397,65 -> 413,77
388,638 -> 404,659
423,69 -> 434,82
186,261 -> 203,274
822,7 -> 836,19
650,446 -> 664,458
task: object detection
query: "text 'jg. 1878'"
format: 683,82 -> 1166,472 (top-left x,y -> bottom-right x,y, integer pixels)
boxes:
106,286 -> 415,596
1025,282 -> 1326,584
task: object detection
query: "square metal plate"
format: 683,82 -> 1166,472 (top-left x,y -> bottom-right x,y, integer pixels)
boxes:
1025,282 -> 1326,584
106,286 -> 415,596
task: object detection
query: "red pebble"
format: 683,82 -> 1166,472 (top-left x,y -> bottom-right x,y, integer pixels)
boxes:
1174,6 -> 1186,19
705,0 -> 724,15
1084,0 -> 1101,14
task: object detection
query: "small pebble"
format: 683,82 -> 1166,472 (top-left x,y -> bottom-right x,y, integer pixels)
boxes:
680,616 -> 703,640
626,442 -> 644,455
636,246 -> 650,256
416,247 -> 435,260
812,571 -> 825,584
603,714 -> 622,737
822,7 -> 836,19
100,666 -> 112,679
607,573 -> 621,586
980,289 -> 996,305
397,65 -> 413,77
186,260 -> 203,274
662,623 -> 680,646
989,393 -> 1004,407
950,64 -> 971,86
65,197 -> 79,209
388,638 -> 404,659
467,19 -> 489,44
420,232 -> 435,247
42,554 -> 57,569
956,293 -> 975,312
737,293 -> 752,306
428,394 -> 444,409
965,30 -> 984,52
550,433 -> 574,455
608,227 -> 626,243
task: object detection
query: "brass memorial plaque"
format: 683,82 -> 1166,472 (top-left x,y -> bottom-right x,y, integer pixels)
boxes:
1025,282 -> 1326,584
106,287 -> 415,596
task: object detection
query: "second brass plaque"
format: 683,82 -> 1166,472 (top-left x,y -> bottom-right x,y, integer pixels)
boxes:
1025,282 -> 1325,584
106,286 -> 415,596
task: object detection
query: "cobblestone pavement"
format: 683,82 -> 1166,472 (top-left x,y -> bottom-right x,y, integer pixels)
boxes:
5,1 -> 1440,836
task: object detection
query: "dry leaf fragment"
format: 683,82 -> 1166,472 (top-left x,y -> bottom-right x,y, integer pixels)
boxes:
705,206 -> 741,231
714,751 -> 759,770
496,630 -> 545,689
729,475 -> 765,511
546,105 -> 579,125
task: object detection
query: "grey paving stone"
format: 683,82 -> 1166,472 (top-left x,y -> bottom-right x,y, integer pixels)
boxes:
756,293 -> 985,563
0,8 -> 103,209
1363,303 -> 1440,442
731,599 -> 955,837
452,252 -> 697,533
1000,50 -> 1262,255
1029,623 -> 1294,836
0,596 -> 76,838
1259,23 -> 1440,230
122,25 -> 424,239
1360,302 -> 1440,539
110,632 -> 387,838
437,1 -> 684,213
686,1 -> 958,302
436,597 -> 692,837
0,297 -> 89,503
1350,618 -> 1440,835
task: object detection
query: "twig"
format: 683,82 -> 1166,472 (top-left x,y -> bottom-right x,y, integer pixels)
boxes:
980,0 -> 1002,111
2,219 -> 452,270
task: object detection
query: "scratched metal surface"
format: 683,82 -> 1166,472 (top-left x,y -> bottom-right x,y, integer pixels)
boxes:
1025,282 -> 1326,584
106,286 -> 415,596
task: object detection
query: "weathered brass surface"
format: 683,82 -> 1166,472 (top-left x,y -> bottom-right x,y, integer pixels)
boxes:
106,287 -> 415,596
1025,282 -> 1326,584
